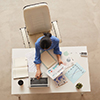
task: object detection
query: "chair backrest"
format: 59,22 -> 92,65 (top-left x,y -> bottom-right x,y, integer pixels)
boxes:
23,2 -> 52,35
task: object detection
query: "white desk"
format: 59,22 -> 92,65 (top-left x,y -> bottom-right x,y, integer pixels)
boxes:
11,46 -> 91,95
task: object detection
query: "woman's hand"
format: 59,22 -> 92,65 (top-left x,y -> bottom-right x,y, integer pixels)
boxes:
35,69 -> 41,79
56,54 -> 63,65
58,59 -> 63,65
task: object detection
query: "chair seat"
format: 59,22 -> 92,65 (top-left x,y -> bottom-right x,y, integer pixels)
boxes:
28,33 -> 43,47
28,30 -> 56,48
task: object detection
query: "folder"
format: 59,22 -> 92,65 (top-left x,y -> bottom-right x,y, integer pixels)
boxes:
41,51 -> 56,69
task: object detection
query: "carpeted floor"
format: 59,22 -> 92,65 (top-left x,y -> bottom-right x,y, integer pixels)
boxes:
0,0 -> 100,100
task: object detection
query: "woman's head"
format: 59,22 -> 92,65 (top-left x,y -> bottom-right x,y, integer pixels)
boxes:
40,33 -> 52,49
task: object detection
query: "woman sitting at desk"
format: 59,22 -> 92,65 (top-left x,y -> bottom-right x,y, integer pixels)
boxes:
34,33 -> 63,79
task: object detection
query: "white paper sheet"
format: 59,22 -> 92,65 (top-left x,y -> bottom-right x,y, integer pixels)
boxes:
26,51 -> 37,72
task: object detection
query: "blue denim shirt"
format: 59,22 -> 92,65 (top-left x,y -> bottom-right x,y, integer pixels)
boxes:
34,36 -> 62,64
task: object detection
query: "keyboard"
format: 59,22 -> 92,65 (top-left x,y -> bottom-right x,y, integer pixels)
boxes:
30,77 -> 48,87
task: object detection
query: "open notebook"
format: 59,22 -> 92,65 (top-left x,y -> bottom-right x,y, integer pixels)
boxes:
13,58 -> 28,68
13,67 -> 28,79
41,51 -> 57,69
13,58 -> 28,79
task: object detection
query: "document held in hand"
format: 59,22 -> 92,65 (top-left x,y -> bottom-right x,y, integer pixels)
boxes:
46,64 -> 66,80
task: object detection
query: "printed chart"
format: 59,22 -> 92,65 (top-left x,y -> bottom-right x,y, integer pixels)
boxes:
54,73 -> 67,87
65,63 -> 86,83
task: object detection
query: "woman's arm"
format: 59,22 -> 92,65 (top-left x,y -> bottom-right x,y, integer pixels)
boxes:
35,64 -> 41,79
34,43 -> 41,64
53,38 -> 62,55
56,54 -> 63,65
34,43 -> 42,79
53,38 -> 63,64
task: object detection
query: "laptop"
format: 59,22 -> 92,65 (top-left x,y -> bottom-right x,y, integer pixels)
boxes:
29,72 -> 50,88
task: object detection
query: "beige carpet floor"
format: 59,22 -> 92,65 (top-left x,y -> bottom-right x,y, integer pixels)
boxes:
0,0 -> 100,100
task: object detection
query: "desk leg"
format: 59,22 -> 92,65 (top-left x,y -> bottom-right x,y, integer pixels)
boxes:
15,95 -> 21,100
18,96 -> 21,100
81,92 -> 84,96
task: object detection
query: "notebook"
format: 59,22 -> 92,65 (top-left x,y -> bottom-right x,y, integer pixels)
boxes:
13,58 -> 27,68
41,51 -> 56,69
13,58 -> 28,79
13,67 -> 28,79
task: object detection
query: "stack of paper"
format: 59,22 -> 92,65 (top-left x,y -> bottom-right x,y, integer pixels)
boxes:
13,58 -> 28,79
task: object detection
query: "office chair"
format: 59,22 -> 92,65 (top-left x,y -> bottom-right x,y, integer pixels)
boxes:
20,2 -> 62,48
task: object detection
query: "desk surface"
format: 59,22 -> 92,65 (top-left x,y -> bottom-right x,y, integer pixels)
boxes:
11,46 -> 91,95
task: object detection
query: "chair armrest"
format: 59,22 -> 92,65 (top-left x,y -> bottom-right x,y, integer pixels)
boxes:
20,27 -> 31,48
51,21 -> 62,43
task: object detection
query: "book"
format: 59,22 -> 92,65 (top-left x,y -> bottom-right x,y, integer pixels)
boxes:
41,51 -> 56,69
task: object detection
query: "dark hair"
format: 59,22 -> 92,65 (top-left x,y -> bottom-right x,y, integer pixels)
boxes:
40,33 -> 52,49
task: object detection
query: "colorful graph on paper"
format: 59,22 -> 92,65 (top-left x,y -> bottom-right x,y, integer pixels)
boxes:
65,63 -> 86,83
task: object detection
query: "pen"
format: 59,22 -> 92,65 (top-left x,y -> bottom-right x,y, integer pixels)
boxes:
37,73 -> 42,78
